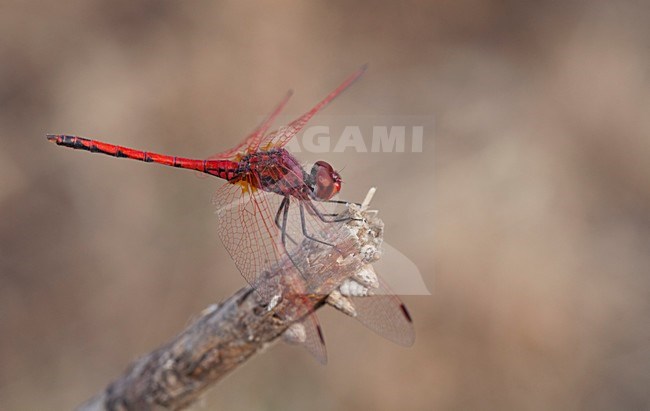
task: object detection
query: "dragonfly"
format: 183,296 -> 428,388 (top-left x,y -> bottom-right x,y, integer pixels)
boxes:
47,66 -> 414,363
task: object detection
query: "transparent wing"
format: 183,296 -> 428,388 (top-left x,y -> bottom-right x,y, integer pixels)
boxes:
258,65 -> 367,150
207,90 -> 293,160
212,178 -> 286,289
298,314 -> 328,365
350,275 -> 415,347
277,263 -> 328,364
278,191 -> 351,291
212,174 -> 350,295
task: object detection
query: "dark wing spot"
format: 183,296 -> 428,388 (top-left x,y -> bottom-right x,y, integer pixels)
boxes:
316,324 -> 326,344
400,304 -> 413,323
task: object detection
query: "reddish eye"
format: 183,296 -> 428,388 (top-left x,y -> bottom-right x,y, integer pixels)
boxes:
310,161 -> 342,200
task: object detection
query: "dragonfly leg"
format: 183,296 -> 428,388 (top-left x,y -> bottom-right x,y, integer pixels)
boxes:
319,199 -> 362,217
274,197 -> 288,227
324,199 -> 361,207
280,198 -> 308,281
307,200 -> 360,223
299,203 -> 337,248
275,197 -> 298,246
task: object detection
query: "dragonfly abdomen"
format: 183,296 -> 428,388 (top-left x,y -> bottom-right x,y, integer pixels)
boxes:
203,160 -> 240,181
47,134 -> 238,181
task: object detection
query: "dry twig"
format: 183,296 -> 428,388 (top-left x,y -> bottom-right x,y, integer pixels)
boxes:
77,198 -> 383,411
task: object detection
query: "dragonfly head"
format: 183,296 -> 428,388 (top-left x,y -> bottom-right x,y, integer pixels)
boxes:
309,161 -> 341,200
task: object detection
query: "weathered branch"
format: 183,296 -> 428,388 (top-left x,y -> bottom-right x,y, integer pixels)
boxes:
76,200 -> 383,411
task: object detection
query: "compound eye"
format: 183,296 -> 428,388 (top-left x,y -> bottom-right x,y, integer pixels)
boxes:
311,161 -> 341,200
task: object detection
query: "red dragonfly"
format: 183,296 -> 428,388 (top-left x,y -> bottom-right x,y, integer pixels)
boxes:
47,66 -> 414,362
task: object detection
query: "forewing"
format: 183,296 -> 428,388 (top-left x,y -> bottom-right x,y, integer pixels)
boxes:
207,90 -> 293,160
258,65 -> 367,150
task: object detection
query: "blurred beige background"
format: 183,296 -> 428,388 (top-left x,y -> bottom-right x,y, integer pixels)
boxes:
2,1 -> 650,410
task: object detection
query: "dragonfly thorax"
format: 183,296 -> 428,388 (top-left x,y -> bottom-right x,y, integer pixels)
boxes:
237,148 -> 310,198
234,150 -> 341,202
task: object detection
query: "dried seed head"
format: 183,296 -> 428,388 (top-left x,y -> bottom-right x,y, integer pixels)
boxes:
326,290 -> 357,317
353,264 -> 379,288
339,279 -> 370,297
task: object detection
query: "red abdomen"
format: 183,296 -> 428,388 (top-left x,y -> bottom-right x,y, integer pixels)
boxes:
47,134 -> 239,181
